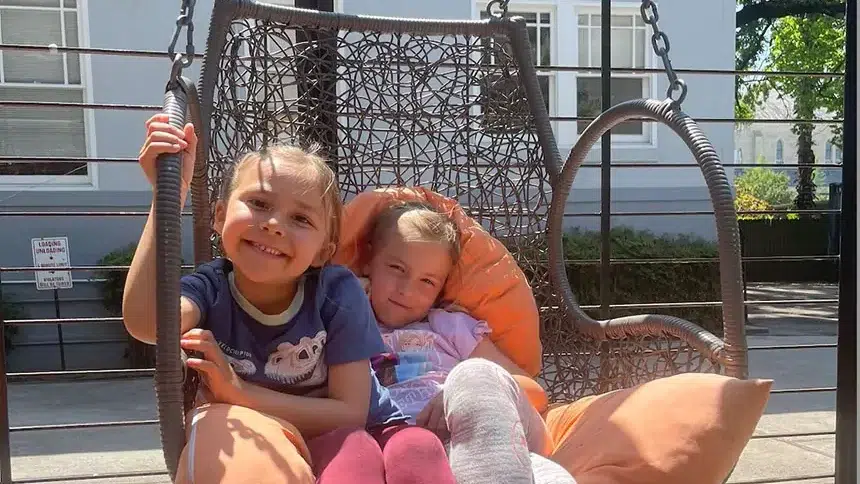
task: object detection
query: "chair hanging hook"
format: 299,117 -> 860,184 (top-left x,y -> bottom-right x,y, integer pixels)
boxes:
169,53 -> 186,86
167,0 -> 197,69
640,0 -> 686,106
485,0 -> 510,18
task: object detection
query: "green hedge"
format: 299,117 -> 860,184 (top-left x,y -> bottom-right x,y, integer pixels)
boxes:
563,227 -> 722,336
1,297 -> 23,353
94,244 -> 155,368
94,244 -> 193,368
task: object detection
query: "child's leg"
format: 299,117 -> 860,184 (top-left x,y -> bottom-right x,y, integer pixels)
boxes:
530,453 -> 579,484
175,403 -> 314,484
444,358 -> 574,484
371,423 -> 456,484
307,427 -> 385,484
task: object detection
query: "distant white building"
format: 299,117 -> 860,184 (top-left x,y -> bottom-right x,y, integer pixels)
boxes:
734,92 -> 843,188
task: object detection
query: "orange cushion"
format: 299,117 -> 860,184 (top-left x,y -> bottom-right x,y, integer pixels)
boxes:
333,187 -> 543,376
513,374 -> 549,415
544,373 -> 772,484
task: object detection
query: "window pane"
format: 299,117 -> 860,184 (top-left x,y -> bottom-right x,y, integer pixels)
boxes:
540,13 -> 550,24
578,28 -> 589,66
64,11 -> 78,47
591,15 -> 601,26
539,26 -> 550,65
634,28 -> 646,68
578,14 -> 588,26
539,74 -> 550,113
528,25 -> 537,63
65,11 -> 80,83
590,29 -> 600,66
611,15 -> 632,27
577,77 -> 644,135
0,0 -> 59,6
511,11 -> 537,22
63,0 -> 76,7
0,87 -> 87,175
1,8 -> 65,83
611,28 -> 633,68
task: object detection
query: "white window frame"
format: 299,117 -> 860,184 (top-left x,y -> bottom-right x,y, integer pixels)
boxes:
482,4 -> 556,117
473,1 -> 658,149
0,0 -> 96,191
572,3 -> 657,147
471,2 -> 557,142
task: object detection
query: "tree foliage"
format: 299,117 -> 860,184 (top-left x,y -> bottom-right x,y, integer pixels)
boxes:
737,13 -> 845,134
734,1 -> 845,210
736,1 -> 845,124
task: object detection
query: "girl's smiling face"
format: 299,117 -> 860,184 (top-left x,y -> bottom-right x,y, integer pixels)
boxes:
214,154 -> 335,289
365,229 -> 454,328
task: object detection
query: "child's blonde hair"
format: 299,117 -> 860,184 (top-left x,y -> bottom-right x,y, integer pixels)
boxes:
219,143 -> 342,254
370,201 -> 461,264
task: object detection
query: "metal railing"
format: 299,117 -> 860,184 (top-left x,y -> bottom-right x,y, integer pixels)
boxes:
0,1 -> 854,483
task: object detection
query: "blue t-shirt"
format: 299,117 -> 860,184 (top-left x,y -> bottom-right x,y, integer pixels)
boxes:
180,258 -> 406,428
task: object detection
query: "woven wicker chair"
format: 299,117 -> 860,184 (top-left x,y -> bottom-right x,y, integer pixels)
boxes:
151,0 -> 747,479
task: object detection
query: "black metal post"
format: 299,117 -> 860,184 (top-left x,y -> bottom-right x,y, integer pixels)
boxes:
598,0 -> 611,320
53,289 -> 66,371
0,272 -> 12,484
294,0 -> 338,165
834,1 -> 857,483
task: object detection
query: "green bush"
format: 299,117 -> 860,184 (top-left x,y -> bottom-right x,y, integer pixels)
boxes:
94,244 -> 193,314
94,243 -> 137,315
93,244 -> 153,368
563,227 -> 722,336
734,167 -> 793,207
93,244 -> 193,368
1,297 -> 23,353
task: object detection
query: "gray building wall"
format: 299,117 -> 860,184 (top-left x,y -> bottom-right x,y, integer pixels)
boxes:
1,0 -> 208,371
1,0 -> 735,370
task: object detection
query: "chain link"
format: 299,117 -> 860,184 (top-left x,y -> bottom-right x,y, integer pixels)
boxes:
640,0 -> 687,105
167,0 -> 197,69
485,0 -> 510,18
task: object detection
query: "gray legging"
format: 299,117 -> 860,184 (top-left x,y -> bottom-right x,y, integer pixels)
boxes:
443,358 -> 577,484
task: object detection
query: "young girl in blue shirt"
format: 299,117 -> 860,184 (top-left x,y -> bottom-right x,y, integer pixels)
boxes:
123,114 -> 455,483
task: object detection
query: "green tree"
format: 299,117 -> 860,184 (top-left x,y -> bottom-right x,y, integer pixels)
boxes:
735,1 -> 845,211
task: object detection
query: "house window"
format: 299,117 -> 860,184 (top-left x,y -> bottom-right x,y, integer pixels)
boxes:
576,12 -> 650,141
775,139 -> 784,164
825,141 -> 833,164
0,0 -> 88,179
835,146 -> 842,164
734,148 -> 743,164
479,9 -> 553,132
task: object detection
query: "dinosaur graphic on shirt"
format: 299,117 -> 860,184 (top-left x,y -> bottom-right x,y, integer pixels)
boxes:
264,330 -> 328,387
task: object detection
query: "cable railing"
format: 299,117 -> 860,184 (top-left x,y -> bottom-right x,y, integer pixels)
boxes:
0,14 -> 849,484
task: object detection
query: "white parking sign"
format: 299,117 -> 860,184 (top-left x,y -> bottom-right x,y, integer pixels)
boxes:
31,237 -> 73,291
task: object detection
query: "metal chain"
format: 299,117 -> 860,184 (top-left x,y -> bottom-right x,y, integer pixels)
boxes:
640,0 -> 687,105
167,0 -> 197,70
486,0 -> 510,18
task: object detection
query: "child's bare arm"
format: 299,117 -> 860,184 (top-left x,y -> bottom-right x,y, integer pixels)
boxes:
230,360 -> 372,439
122,209 -> 201,343
122,114 -> 198,344
468,339 -> 529,377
